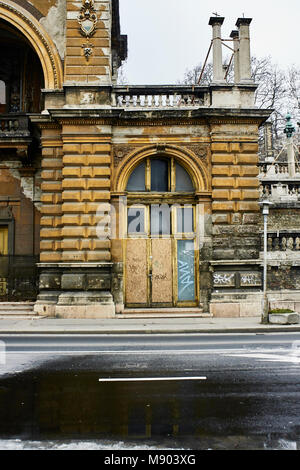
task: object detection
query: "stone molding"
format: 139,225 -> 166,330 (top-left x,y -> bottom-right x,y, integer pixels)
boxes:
113,144 -> 210,193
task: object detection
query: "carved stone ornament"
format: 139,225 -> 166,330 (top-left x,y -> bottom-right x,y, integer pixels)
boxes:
82,41 -> 94,61
78,0 -> 98,38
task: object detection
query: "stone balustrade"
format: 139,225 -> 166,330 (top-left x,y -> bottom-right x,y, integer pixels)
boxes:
261,230 -> 300,252
260,182 -> 300,202
259,162 -> 300,179
0,114 -> 31,137
112,85 -> 208,109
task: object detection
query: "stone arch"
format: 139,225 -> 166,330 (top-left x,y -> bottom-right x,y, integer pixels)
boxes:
0,1 -> 63,89
114,144 -> 210,193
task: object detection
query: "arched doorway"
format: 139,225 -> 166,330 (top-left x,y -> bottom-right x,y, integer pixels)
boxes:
124,155 -> 199,308
0,2 -> 63,90
0,7 -> 63,301
0,19 -> 44,113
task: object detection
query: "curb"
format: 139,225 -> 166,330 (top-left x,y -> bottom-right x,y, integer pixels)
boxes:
1,326 -> 300,334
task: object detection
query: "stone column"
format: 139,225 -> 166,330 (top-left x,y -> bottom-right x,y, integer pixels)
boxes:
236,18 -> 253,83
209,17 -> 225,83
230,30 -> 240,84
264,122 -> 274,162
287,138 -> 296,178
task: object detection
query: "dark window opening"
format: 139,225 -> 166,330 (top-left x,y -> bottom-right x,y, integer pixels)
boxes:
151,159 -> 169,192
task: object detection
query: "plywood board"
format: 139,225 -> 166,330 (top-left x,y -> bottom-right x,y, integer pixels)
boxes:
151,238 -> 173,304
125,239 -> 148,304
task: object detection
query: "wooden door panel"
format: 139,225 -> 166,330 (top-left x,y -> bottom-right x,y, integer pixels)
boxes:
151,238 -> 173,304
125,239 -> 148,305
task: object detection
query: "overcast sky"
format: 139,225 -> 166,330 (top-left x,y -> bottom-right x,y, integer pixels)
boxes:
119,0 -> 300,84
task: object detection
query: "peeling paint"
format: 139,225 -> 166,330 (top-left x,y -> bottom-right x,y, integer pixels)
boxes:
40,0 -> 66,60
7,166 -> 41,211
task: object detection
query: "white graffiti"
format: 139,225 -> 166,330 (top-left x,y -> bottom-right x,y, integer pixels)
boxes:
213,273 -> 235,285
178,260 -> 194,294
241,273 -> 260,285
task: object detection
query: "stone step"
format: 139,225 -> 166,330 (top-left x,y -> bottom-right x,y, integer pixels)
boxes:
0,315 -> 40,319
120,308 -> 210,318
0,302 -> 35,315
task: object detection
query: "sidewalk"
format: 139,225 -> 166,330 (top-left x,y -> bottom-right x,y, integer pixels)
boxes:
0,315 -> 300,334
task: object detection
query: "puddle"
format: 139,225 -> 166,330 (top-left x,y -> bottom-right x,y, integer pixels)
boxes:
0,364 -> 299,450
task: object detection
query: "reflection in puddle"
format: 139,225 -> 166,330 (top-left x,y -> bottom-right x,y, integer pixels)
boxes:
0,368 -> 299,450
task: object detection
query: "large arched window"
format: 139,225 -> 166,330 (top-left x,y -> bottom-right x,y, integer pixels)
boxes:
126,158 -> 194,193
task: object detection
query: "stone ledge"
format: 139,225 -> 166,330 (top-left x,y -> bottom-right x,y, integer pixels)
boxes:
55,304 -> 115,319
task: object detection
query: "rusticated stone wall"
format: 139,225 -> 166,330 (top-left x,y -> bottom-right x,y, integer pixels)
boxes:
60,123 -> 112,263
40,125 -> 63,262
211,122 -> 260,261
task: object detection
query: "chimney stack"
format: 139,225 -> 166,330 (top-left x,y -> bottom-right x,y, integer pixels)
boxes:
236,18 -> 253,83
230,30 -> 240,83
209,16 -> 225,83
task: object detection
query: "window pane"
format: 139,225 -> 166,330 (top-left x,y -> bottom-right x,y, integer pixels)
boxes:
177,240 -> 195,301
151,159 -> 168,192
150,204 -> 171,236
127,162 -> 145,191
176,207 -> 194,233
128,207 -> 145,234
176,163 -> 194,191
0,81 -> 5,104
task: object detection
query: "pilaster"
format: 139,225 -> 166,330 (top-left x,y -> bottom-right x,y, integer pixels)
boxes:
39,125 -> 63,263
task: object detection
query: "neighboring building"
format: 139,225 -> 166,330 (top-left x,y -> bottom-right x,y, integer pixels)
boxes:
259,117 -> 300,312
0,1 -> 271,318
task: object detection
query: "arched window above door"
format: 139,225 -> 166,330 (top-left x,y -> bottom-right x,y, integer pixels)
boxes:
126,158 -> 194,193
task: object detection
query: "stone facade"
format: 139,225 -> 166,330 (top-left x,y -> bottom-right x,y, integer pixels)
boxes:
0,1 -> 271,317
259,118 -> 300,311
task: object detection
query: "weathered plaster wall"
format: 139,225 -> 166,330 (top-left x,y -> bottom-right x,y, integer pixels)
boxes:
39,0 -> 66,60
0,166 -> 40,255
27,0 -> 58,17
262,208 -> 300,230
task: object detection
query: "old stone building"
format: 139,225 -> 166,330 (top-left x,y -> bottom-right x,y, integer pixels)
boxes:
0,0 -> 271,318
259,118 -> 300,312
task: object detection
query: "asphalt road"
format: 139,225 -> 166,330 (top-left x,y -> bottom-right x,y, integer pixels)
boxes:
0,332 -> 300,450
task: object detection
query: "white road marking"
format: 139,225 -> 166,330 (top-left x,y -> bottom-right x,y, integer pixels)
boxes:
2,347 -> 295,355
224,352 -> 300,364
98,376 -> 207,382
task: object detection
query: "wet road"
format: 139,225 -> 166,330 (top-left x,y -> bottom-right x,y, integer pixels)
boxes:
1,331 -> 300,352
0,332 -> 300,450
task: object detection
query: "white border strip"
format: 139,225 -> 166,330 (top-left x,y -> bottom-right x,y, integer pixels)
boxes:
98,376 -> 207,382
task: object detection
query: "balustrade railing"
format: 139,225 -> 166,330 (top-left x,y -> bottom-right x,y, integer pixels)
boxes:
259,162 -> 289,176
113,86 -> 208,109
261,231 -> 300,252
0,114 -> 30,136
260,182 -> 300,201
